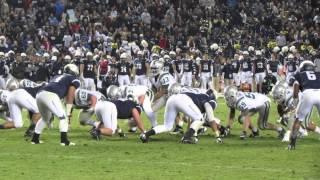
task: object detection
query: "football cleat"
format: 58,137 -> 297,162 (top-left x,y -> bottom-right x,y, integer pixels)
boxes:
170,125 -> 184,135
249,129 -> 260,138
60,141 -> 76,146
139,133 -> 149,143
278,128 -> 286,139
31,140 -> 44,144
128,127 -> 137,133
287,137 -> 296,150
89,127 -> 101,141
216,137 -> 223,143
240,131 -> 247,140
219,125 -> 228,137
24,129 -> 34,138
181,136 -> 197,144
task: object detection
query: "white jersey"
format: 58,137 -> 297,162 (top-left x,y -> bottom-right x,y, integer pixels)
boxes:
155,72 -> 175,89
236,92 -> 270,112
0,90 -> 11,105
120,84 -> 154,103
74,89 -> 106,108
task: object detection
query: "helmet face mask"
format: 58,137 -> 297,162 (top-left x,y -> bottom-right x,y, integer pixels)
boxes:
64,64 -> 79,76
106,85 -> 121,100
150,60 -> 164,77
168,83 -> 181,96
224,86 -> 238,108
272,83 -> 287,104
299,60 -> 315,72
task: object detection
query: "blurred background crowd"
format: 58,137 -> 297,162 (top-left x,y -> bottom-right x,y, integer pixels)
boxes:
0,0 -> 319,93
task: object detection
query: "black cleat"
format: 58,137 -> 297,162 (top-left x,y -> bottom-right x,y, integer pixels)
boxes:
24,129 -> 34,138
140,133 -> 149,143
181,136 -> 197,144
219,125 -> 228,137
278,129 -> 286,139
197,127 -> 207,135
249,129 -> 260,138
170,126 -> 184,135
240,131 -> 247,140
287,137 -> 296,150
89,128 -> 101,141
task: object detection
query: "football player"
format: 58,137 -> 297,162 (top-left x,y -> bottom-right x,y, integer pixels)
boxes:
80,52 -> 97,91
0,81 -> 44,137
31,64 -> 80,146
74,88 -> 105,129
199,54 -> 213,89
253,50 -> 266,93
231,54 -> 241,88
106,84 -> 157,129
288,61 -> 320,150
224,86 -> 285,139
140,83 -> 223,144
272,81 -> 309,142
116,53 -> 132,86
132,51 -> 149,86
90,98 -> 145,140
239,51 -> 253,91
284,54 -> 298,83
181,54 -> 193,87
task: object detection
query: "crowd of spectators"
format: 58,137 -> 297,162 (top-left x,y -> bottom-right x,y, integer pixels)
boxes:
0,0 -> 319,60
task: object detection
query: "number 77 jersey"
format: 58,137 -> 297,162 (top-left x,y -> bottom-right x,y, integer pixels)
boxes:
293,71 -> 320,91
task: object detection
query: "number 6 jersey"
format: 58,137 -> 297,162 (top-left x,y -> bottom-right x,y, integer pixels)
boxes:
293,71 -> 320,91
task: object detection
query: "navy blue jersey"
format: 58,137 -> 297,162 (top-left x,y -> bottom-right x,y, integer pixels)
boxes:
117,62 -> 132,75
42,74 -> 80,98
231,60 -> 240,73
268,60 -> 279,73
133,58 -> 147,75
294,71 -> 320,91
173,59 -> 183,73
35,63 -> 50,82
24,85 -> 44,98
111,100 -> 142,119
192,62 -> 199,76
0,60 -> 6,75
51,61 -> 65,77
163,61 -> 172,73
221,63 -> 233,79
254,58 -> 266,73
200,60 -> 212,73
183,92 -> 217,113
83,60 -> 96,78
240,58 -> 252,72
286,61 -> 297,73
182,60 -> 193,72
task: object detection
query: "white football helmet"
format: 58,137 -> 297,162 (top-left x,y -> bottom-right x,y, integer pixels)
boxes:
299,60 -> 315,72
5,78 -> 19,91
248,46 -> 255,52
150,60 -> 164,76
106,85 -> 121,100
168,83 -> 182,96
272,83 -> 288,104
64,64 -> 79,76
224,86 -> 238,108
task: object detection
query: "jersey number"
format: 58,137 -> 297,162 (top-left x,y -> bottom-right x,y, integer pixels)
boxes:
306,71 -> 316,80
87,65 -> 94,71
121,66 -> 127,73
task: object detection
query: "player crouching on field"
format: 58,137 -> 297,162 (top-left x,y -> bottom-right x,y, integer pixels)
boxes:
74,88 -> 106,130
272,81 -> 309,142
140,83 -> 223,144
89,93 -> 146,140
224,86 -> 286,140
0,80 -> 43,137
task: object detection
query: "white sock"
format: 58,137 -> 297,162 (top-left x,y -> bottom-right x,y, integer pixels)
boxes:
315,126 -> 320,134
94,122 -> 100,128
59,119 -> 69,132
178,120 -> 184,127
35,119 -> 46,134
153,125 -> 169,134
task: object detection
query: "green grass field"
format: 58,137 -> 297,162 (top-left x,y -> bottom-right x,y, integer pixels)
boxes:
0,99 -> 319,180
